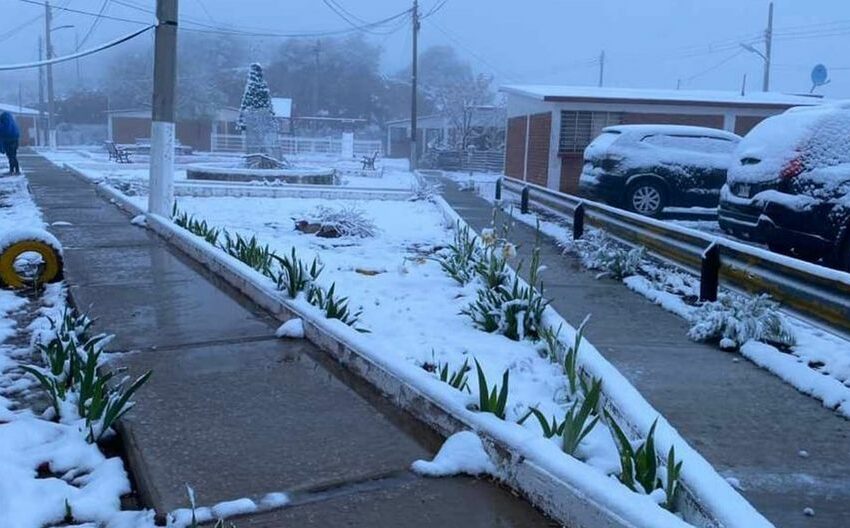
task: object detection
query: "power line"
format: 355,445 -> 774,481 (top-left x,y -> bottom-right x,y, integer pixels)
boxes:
683,49 -> 745,83
0,24 -> 155,71
424,18 -> 522,82
76,0 -> 112,50
16,0 -> 150,25
421,0 -> 449,19
321,0 -> 411,36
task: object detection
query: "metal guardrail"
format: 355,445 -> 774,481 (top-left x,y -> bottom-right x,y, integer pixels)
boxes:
502,177 -> 850,335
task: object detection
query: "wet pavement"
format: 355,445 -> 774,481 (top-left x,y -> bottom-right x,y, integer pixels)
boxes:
439,177 -> 850,528
21,153 -> 556,527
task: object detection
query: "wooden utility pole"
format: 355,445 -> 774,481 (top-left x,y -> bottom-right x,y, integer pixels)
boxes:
409,0 -> 420,171
38,37 -> 46,146
148,0 -> 179,216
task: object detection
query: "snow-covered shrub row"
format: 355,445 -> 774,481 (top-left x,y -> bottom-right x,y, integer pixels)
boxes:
569,230 -> 645,280
21,306 -> 152,443
410,173 -> 442,202
430,221 -> 686,513
688,293 -> 796,350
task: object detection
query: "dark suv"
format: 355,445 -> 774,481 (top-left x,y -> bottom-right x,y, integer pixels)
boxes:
719,104 -> 850,270
579,125 -> 741,216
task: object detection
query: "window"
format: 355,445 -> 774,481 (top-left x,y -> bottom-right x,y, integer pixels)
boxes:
640,134 -> 737,154
559,111 -> 622,154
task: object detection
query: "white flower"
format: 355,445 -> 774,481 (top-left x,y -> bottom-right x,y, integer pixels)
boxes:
481,228 -> 496,246
501,242 -> 517,260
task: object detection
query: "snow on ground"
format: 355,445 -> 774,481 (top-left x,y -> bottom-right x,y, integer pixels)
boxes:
495,186 -> 850,419
411,431 -> 498,477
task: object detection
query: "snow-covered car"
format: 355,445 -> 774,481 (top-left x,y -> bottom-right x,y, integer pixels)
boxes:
579,125 -> 741,217
718,103 -> 850,270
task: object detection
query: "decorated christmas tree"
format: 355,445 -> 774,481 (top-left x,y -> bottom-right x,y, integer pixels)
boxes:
238,63 -> 279,157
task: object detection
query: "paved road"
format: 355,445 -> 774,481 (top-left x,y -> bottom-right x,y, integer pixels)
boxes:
442,177 -> 850,528
21,153 -> 556,527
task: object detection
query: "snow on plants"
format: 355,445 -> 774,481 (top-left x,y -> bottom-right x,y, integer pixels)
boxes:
411,431 -> 498,477
304,204 -> 378,238
688,293 -> 796,350
569,230 -> 644,280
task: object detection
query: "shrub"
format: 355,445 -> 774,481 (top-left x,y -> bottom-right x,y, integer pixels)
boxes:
410,174 -> 442,202
219,231 -> 276,274
687,293 -> 796,349
474,359 -> 509,419
271,248 -> 323,299
561,378 -> 601,456
308,205 -> 377,238
572,232 -> 645,280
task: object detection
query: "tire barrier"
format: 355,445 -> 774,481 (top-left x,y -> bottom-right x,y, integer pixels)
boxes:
0,235 -> 64,289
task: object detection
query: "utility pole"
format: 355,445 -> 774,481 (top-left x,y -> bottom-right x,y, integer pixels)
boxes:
763,2 -> 774,92
38,37 -> 46,146
409,0 -> 420,171
313,39 -> 321,114
148,0 -> 179,216
75,30 -> 81,86
44,0 -> 56,149
598,50 -> 605,88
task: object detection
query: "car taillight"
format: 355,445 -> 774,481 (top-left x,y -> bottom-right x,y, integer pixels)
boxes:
779,156 -> 804,180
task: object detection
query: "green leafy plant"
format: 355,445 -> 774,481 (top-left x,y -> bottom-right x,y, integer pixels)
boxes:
437,358 -> 471,393
538,324 -> 564,364
432,223 -> 481,285
561,378 -> 601,456
309,283 -> 368,332
474,359 -> 509,419
606,413 -> 683,510
563,316 -> 590,395
172,204 -> 220,245
473,246 -> 510,290
688,293 -> 796,350
64,499 -> 74,523
219,231 -> 277,273
271,248 -> 324,299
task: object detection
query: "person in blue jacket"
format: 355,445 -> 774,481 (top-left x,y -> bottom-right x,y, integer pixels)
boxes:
0,111 -> 21,175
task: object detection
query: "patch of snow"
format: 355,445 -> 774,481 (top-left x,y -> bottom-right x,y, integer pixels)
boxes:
210,497 -> 257,518
130,214 -> 147,227
259,492 -> 290,508
275,318 -> 304,339
411,431 -> 498,477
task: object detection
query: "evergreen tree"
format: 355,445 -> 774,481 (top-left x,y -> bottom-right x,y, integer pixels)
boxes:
238,63 -> 279,157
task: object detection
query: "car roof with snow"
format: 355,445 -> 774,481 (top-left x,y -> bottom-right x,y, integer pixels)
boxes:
601,124 -> 741,141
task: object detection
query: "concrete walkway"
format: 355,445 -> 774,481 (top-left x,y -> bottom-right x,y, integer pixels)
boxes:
21,153 -> 555,527
439,177 -> 850,528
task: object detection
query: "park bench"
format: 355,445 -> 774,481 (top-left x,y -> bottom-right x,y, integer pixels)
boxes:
361,151 -> 379,170
104,141 -> 132,163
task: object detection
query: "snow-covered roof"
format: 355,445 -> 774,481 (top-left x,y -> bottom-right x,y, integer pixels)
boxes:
603,124 -> 741,140
271,97 -> 292,118
501,85 -> 825,109
0,103 -> 39,116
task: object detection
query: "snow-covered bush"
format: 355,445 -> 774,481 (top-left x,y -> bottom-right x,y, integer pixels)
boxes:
21,307 -> 151,443
238,63 -> 279,157
410,174 -> 442,202
687,293 -> 796,349
307,205 -> 377,238
572,232 -> 645,280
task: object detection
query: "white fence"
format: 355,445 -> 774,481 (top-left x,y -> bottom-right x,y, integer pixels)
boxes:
210,133 -> 382,158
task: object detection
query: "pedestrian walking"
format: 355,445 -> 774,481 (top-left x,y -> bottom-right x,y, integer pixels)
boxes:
0,111 -> 21,175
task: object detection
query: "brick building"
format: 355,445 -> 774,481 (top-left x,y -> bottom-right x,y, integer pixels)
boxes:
501,86 -> 823,193
107,108 -> 240,152
0,103 -> 39,146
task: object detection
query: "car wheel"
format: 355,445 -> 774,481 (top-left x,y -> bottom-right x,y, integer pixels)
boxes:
626,181 -> 666,217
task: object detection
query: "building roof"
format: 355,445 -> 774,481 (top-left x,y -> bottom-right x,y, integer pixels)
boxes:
0,102 -> 39,116
271,97 -> 292,118
500,85 -> 825,109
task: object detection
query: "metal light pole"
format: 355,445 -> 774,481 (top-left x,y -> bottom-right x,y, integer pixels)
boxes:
409,0 -> 420,172
38,37 -> 46,146
148,0 -> 179,216
44,0 -> 55,148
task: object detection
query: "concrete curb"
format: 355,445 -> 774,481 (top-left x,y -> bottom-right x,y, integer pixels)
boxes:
58,163 -> 758,528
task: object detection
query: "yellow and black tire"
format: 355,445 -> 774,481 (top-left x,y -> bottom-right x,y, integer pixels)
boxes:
0,240 -> 64,289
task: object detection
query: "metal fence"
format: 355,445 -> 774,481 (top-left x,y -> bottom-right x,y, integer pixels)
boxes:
427,149 -> 505,173
502,177 -> 850,336
210,133 -> 382,158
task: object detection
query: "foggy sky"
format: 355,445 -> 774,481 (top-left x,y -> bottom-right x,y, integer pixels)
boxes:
3,0 -> 850,101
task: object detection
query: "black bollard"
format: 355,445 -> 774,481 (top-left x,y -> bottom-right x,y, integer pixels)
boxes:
495,178 -> 502,201
573,202 -> 585,239
521,186 -> 530,214
700,242 -> 721,302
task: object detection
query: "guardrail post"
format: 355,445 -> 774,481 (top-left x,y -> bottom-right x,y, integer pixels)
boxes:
700,242 -> 720,302
495,178 -> 502,201
521,186 -> 530,214
573,202 -> 585,239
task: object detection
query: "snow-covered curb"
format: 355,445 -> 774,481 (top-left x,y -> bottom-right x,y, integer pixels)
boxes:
66,166 -> 771,527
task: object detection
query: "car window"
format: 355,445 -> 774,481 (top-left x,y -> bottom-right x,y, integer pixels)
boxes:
641,134 -> 736,154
